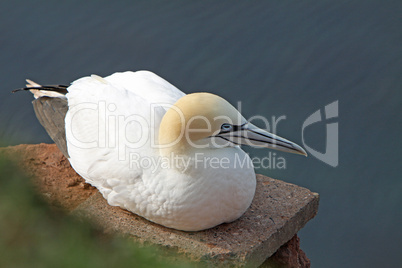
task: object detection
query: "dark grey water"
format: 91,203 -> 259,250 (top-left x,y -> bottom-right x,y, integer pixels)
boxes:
1,1 -> 401,267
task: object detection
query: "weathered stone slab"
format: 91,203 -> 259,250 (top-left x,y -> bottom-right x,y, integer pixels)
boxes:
73,174 -> 319,267
1,144 -> 318,267
0,143 -> 97,210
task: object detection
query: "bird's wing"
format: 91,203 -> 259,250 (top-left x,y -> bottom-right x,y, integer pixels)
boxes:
104,70 -> 185,108
65,71 -> 184,196
32,97 -> 69,157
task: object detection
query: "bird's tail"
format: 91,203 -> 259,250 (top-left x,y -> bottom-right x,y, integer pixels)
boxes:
12,79 -> 70,158
12,79 -> 69,99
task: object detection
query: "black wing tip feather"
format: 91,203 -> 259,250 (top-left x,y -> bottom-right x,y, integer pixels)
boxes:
12,85 -> 69,94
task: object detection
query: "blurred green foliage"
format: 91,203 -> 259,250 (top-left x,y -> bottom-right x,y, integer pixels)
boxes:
0,154 -> 192,268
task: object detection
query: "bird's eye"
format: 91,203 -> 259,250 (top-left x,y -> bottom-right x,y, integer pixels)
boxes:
221,123 -> 232,131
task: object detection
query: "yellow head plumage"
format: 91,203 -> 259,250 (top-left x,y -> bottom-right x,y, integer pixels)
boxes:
159,93 -> 244,155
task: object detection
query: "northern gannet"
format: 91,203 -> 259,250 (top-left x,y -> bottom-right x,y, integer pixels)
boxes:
15,71 -> 306,231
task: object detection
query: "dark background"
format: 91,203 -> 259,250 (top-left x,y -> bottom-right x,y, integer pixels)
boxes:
1,1 -> 401,267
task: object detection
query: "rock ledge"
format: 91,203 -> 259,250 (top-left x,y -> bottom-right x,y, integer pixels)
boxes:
1,144 -> 318,267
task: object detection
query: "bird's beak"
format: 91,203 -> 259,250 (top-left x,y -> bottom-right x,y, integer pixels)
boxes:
218,123 -> 307,156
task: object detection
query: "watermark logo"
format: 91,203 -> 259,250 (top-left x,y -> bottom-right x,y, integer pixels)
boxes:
129,152 -> 286,173
65,98 -> 339,170
302,101 -> 339,167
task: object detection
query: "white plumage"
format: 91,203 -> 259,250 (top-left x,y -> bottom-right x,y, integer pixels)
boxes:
28,70 -> 306,231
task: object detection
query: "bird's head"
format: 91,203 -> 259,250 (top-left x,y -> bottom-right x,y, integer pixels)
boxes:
159,93 -> 307,156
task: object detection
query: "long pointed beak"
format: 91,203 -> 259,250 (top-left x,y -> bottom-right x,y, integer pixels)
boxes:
218,123 -> 307,156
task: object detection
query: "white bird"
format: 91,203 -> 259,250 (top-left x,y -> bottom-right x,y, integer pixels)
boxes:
16,71 -> 306,231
